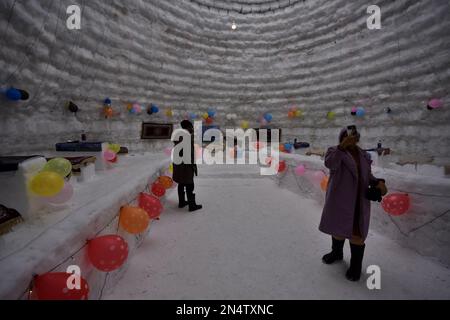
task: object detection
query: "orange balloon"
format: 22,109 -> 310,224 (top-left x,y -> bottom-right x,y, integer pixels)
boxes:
279,144 -> 285,152
104,106 -> 113,118
157,176 -> 173,189
228,147 -> 236,159
288,111 -> 295,118
119,206 -> 150,234
321,176 -> 329,191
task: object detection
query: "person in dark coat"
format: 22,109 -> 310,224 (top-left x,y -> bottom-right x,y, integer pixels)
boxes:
172,120 -> 202,212
319,126 -> 387,281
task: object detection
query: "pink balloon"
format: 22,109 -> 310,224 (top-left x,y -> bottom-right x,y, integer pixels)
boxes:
88,235 -> 129,272
295,164 -> 306,176
195,145 -> 202,159
307,170 -> 325,185
314,171 -> 325,179
164,147 -> 172,157
351,106 -> 358,113
103,150 -> 116,161
260,118 -> 268,126
46,182 -> 74,204
428,99 -> 443,109
132,103 -> 142,113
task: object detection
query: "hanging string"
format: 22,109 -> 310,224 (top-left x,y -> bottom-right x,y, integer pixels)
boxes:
2,0 -> 56,84
18,173 -> 164,300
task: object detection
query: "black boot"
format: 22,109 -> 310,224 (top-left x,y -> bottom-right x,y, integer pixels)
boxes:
322,237 -> 345,264
187,193 -> 203,212
178,185 -> 188,208
346,243 -> 366,281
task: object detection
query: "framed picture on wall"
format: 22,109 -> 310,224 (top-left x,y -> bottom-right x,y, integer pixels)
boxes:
141,123 -> 173,139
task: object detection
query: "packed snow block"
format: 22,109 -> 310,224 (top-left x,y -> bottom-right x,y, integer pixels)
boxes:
0,154 -> 169,300
274,154 -> 450,267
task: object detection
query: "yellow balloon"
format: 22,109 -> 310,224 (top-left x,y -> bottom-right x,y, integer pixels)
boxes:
43,158 -> 72,177
241,121 -> 249,129
327,112 -> 336,120
202,113 -> 209,120
165,109 -> 173,117
295,110 -> 303,117
108,143 -> 121,154
169,163 -> 173,173
29,171 -> 65,197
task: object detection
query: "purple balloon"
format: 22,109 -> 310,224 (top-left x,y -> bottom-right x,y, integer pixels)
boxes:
260,118 -> 268,126
104,150 -> 116,161
163,147 -> 172,157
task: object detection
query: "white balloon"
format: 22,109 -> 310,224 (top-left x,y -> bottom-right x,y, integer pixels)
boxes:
46,182 -> 74,204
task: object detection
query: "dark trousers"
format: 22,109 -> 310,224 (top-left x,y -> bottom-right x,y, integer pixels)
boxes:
178,183 -> 194,200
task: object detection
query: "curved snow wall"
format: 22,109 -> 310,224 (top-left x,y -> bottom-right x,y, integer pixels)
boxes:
1,0 -> 449,160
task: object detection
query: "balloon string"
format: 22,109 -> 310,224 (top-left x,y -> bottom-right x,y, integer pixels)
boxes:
23,176 -> 162,300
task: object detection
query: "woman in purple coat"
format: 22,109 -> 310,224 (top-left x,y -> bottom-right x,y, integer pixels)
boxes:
319,126 -> 387,281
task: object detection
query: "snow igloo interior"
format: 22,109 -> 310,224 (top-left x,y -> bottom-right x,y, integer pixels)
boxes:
0,0 -> 449,300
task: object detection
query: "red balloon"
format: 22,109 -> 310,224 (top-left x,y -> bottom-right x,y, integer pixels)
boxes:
138,192 -> 163,219
381,193 -> 410,216
88,235 -> 129,272
276,160 -> 287,173
254,141 -> 265,151
151,182 -> 166,197
206,117 -> 214,125
33,272 -> 89,300
108,155 -> 118,163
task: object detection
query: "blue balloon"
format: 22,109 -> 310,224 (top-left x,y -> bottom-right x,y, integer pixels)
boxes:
190,113 -> 197,120
104,98 -> 112,105
356,107 -> 365,117
284,143 -> 293,151
6,88 -> 21,101
208,109 -> 216,118
264,113 -> 273,122
151,104 -> 159,113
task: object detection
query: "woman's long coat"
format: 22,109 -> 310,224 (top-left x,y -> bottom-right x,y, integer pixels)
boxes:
319,145 -> 380,240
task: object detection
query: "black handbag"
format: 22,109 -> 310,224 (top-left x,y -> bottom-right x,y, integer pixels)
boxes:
366,185 -> 382,202
366,179 -> 386,202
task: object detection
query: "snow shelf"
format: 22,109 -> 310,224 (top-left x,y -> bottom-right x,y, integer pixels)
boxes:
275,153 -> 450,267
0,153 -> 170,300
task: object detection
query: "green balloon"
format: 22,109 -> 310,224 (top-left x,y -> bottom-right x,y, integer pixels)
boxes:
43,158 -> 72,177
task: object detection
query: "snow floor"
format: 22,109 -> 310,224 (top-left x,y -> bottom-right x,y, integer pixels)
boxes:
104,164 -> 450,300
